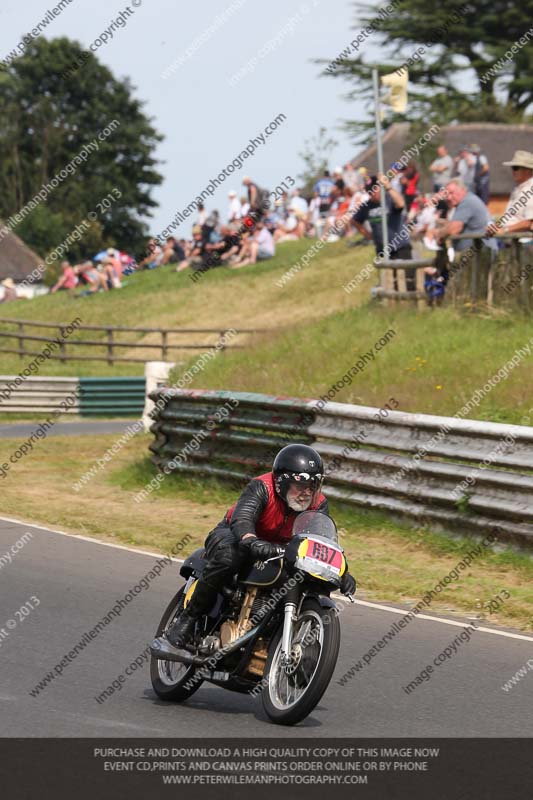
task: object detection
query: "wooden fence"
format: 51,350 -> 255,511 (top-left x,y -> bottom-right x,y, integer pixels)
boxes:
0,318 -> 258,365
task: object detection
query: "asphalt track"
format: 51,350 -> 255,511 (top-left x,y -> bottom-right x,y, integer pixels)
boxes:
1,516 -> 532,737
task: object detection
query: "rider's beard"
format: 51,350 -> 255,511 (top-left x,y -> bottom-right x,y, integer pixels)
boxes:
286,493 -> 312,512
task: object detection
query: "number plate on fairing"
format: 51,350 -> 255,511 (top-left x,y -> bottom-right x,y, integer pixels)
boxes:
295,537 -> 346,583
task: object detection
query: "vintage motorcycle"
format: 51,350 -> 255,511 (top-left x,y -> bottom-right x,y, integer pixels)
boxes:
150,511 -> 353,725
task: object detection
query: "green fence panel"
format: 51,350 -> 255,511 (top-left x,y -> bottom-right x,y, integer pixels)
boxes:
79,377 -> 146,417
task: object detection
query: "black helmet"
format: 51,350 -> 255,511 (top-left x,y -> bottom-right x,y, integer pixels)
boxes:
272,444 -> 324,509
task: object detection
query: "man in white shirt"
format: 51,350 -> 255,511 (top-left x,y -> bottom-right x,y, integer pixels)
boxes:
486,150 -> 533,236
290,189 -> 308,215
231,222 -> 275,267
227,190 -> 242,222
429,145 -> 453,192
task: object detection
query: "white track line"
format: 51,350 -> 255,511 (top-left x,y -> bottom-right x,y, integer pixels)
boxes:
1,514 -> 532,643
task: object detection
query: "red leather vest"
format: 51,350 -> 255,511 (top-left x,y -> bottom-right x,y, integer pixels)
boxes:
226,472 -> 326,544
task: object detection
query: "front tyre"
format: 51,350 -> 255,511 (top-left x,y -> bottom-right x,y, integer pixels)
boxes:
150,587 -> 203,702
262,597 -> 340,725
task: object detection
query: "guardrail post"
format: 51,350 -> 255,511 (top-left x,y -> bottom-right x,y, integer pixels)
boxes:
58,326 -> 66,361
17,322 -> 25,360
161,330 -> 168,360
107,329 -> 114,365
220,330 -> 227,353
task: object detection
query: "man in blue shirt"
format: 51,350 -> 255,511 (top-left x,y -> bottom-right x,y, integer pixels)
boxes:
313,170 -> 335,214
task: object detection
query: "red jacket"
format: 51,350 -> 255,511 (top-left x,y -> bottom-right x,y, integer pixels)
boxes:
225,472 -> 327,544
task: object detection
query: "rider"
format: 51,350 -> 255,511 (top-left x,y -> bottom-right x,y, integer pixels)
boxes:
165,443 -> 356,650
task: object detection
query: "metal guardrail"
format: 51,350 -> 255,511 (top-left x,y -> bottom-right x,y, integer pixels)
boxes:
0,376 -> 146,416
0,318 -> 259,364
148,389 -> 533,546
0,376 -> 80,414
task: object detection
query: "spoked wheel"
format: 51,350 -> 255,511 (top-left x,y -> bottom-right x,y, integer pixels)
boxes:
150,587 -> 204,702
262,598 -> 340,725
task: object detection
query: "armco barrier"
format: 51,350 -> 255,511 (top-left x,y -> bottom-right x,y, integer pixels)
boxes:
148,388 -> 533,546
0,376 -> 80,413
79,377 -> 146,416
0,376 -> 146,417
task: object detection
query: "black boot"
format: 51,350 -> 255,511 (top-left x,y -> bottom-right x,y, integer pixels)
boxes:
166,610 -> 197,648
166,579 -> 218,648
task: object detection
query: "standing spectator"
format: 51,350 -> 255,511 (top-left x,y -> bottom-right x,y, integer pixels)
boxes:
352,174 -> 415,291
454,146 -> 476,191
429,145 -> 454,192
487,150 -> 533,236
470,144 -> 490,205
0,278 -> 17,303
400,162 -> 420,211
227,190 -> 242,222
333,166 -> 345,192
196,203 -> 208,226
243,176 -> 268,218
343,163 -> 362,192
389,162 -> 405,193
51,261 -> 78,294
290,189 -> 308,215
313,169 -> 335,214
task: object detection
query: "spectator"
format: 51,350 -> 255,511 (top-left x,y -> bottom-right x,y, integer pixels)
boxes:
313,169 -> 335,214
240,195 -> 250,217
227,190 -> 242,222
243,176 -> 268,218
204,225 -> 242,266
177,225 -> 206,272
290,189 -> 308,216
454,146 -> 476,191
429,145 -> 454,192
470,144 -> 490,205
0,278 -> 17,303
400,162 -> 420,211
105,248 -> 123,285
333,166 -> 345,192
51,261 -> 78,294
429,178 -> 495,253
389,162 -> 405,193
343,163 -> 363,192
352,173 -> 415,291
487,150 -> 533,237
75,260 -> 105,293
139,238 -> 163,270
196,203 -> 208,226
232,221 -> 275,267
161,236 -> 186,266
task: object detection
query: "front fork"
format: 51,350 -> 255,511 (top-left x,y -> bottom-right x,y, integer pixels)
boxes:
280,585 -> 302,664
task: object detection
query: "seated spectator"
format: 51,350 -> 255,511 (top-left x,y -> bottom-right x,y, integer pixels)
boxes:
75,260 -> 106,293
273,206 -> 301,242
161,236 -> 186,266
176,225 -> 206,272
105,248 -> 123,285
228,190 -> 242,222
204,225 -> 242,266
51,261 -> 78,294
232,222 -> 275,267
139,238 -> 163,269
0,278 -> 17,303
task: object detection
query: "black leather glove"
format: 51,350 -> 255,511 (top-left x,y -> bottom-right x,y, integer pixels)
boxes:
244,537 -> 284,561
340,572 -> 356,596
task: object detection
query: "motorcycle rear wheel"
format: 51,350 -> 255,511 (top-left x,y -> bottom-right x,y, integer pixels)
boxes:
261,597 -> 340,725
150,587 -> 204,702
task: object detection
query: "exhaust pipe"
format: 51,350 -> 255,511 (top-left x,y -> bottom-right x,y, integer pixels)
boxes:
150,625 -> 260,665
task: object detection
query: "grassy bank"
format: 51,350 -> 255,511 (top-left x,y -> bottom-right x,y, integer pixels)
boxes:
0,431 -> 531,632
171,304 -> 533,424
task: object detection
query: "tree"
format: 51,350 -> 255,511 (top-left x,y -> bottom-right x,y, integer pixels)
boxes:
0,37 -> 163,257
298,127 -> 339,194
318,0 -> 533,140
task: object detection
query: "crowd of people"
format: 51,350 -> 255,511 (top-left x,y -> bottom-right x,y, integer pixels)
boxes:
4,143 -> 532,305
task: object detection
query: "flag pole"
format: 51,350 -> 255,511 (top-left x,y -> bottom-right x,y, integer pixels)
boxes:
372,68 -> 388,288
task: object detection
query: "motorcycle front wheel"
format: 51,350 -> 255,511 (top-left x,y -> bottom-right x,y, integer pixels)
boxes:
150,587 -> 204,702
262,597 -> 340,725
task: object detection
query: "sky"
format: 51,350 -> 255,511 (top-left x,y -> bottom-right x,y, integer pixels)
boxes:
1,0 -> 384,236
